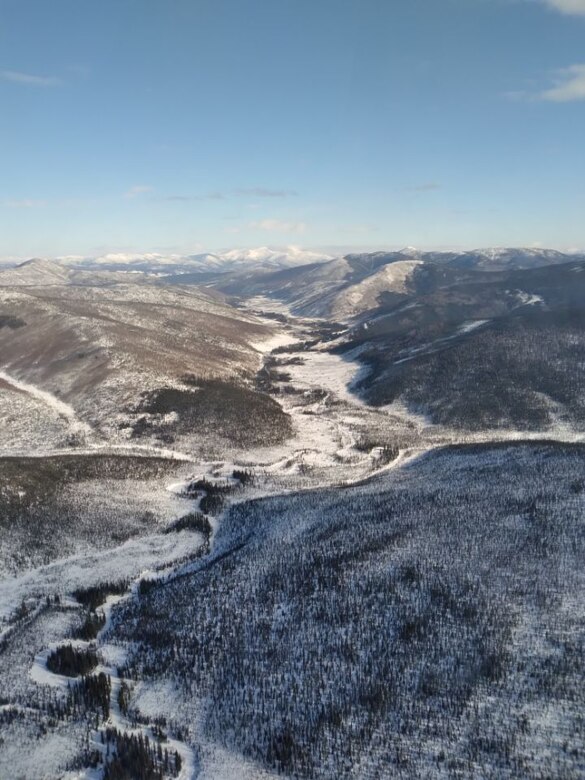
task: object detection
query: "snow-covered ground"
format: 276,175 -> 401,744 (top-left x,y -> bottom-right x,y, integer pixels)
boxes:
133,680 -> 281,780
250,331 -> 298,355
0,296 -> 417,778
0,369 -> 92,438
514,290 -> 545,307
0,528 -> 201,626
2,293 -> 584,779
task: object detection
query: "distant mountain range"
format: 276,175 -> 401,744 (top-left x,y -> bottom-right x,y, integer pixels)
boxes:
63,246 -> 333,275
2,246 -> 583,289
210,246 -> 585,319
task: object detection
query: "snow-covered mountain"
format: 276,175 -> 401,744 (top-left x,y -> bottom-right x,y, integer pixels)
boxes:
213,247 -> 585,320
0,258 -> 73,286
211,245 -> 331,267
3,246 -> 582,288
0,274 -> 287,452
59,246 -> 334,275
331,259 -> 424,319
444,247 -> 581,271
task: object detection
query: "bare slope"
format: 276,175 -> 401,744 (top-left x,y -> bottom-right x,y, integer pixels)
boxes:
0,276 -> 290,452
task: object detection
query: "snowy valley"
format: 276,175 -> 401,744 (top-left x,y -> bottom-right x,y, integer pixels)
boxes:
0,248 -> 584,779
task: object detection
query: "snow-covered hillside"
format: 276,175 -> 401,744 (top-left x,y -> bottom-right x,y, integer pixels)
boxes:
0,258 -> 73,286
1,250 -> 584,780
0,278 -> 289,453
331,259 -> 423,319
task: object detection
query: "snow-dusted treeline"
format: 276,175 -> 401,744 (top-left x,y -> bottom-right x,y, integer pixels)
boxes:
356,312 -> 585,433
111,442 -> 585,779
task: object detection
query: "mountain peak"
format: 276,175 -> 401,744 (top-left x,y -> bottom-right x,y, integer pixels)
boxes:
0,256 -> 71,286
19,257 -> 61,268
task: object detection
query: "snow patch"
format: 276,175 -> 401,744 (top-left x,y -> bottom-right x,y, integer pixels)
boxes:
0,368 -> 92,438
458,319 -> 490,334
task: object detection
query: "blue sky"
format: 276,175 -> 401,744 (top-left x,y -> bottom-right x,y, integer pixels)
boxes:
1,0 -> 585,258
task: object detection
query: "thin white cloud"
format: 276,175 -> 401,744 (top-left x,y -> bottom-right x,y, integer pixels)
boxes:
234,188 -> 298,198
162,192 -> 225,202
1,198 -> 48,208
539,64 -> 585,101
408,182 -> 442,192
163,188 -> 295,201
124,185 -> 154,199
542,0 -> 585,15
0,70 -> 61,87
249,219 -> 307,234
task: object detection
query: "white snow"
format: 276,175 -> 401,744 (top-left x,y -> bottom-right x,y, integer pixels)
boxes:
515,290 -> 544,306
0,530 -> 203,624
132,681 -> 280,780
0,368 -> 92,437
458,319 -> 490,334
332,260 -> 422,319
250,330 -> 297,354
285,349 -> 366,407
